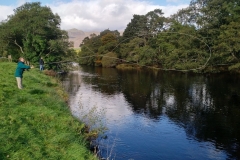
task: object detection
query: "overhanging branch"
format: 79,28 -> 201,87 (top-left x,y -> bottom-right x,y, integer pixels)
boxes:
14,40 -> 24,54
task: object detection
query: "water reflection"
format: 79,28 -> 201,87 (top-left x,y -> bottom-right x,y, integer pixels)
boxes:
61,71 -> 81,96
63,66 -> 240,160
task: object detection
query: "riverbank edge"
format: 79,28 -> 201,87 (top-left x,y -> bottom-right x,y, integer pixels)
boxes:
0,62 -> 97,160
115,63 -> 240,73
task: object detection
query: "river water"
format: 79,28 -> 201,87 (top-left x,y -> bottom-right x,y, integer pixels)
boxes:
62,65 -> 240,160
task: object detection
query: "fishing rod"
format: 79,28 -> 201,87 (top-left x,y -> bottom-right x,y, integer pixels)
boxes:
44,61 -> 72,64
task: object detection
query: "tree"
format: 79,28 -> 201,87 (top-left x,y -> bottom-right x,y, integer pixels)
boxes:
79,29 -> 120,66
79,1 -> 240,72
101,32 -> 117,45
169,0 -> 240,70
145,9 -> 165,35
79,33 -> 101,65
119,37 -> 146,63
155,22 -> 209,70
121,15 -> 147,43
0,2 -> 69,65
211,1 -> 240,68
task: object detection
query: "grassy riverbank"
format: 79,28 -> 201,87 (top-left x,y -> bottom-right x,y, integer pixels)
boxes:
0,62 -> 96,160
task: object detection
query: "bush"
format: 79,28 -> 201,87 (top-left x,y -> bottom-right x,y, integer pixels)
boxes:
101,52 -> 118,68
229,63 -> 240,71
0,57 -> 8,62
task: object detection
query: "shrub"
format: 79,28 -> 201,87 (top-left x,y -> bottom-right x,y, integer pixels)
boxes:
101,52 -> 118,68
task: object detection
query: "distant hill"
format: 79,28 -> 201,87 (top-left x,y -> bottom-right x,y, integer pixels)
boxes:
67,28 -> 100,48
67,28 -> 123,48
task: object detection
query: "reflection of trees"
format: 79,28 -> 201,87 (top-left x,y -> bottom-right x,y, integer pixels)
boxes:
62,71 -> 81,95
119,69 -> 162,119
79,65 -> 240,159
80,66 -> 163,118
81,66 -> 121,95
163,73 -> 240,160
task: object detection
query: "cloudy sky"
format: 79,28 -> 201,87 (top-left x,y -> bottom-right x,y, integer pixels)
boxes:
0,0 -> 191,31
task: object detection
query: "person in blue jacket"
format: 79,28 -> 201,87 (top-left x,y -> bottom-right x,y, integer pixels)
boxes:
14,57 -> 31,89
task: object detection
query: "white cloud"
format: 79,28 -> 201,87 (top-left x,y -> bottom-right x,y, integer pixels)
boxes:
0,0 -> 189,31
50,0 -> 189,31
17,0 -> 28,6
0,0 -> 28,22
161,4 -> 188,18
0,6 -> 14,22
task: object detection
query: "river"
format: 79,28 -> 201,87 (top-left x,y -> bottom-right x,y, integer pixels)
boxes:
62,65 -> 240,160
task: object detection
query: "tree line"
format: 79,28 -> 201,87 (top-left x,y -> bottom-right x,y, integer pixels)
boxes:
0,2 -> 76,69
79,0 -> 240,72
1,0 -> 239,72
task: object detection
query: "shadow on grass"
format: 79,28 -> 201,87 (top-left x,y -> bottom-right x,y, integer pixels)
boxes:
17,96 -> 28,103
29,89 -> 46,95
45,82 -> 57,87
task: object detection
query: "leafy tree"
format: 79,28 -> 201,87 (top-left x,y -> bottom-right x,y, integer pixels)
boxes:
101,32 -> 117,45
171,7 -> 197,26
79,32 -> 101,65
119,37 -> 145,63
155,22 -> 209,70
121,15 -> 147,43
79,29 -> 120,66
100,29 -> 120,38
0,2 -> 69,66
79,0 -> 240,72
137,46 -> 156,66
145,9 -> 165,35
99,32 -> 118,54
212,1 -> 240,67
167,0 -> 240,70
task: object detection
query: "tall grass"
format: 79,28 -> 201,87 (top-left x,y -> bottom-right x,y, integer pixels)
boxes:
0,62 -> 96,160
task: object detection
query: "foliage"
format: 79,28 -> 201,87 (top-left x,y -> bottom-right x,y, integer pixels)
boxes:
78,0 -> 240,72
0,62 -> 96,160
0,2 -> 73,70
0,57 -> 8,62
121,15 -> 147,43
229,63 -> 240,71
101,52 -> 118,68
78,29 -> 120,66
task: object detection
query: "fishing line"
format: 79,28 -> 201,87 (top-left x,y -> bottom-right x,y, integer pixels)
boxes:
79,32 -> 212,72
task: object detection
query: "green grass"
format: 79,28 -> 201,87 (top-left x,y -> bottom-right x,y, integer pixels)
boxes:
0,62 -> 96,160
